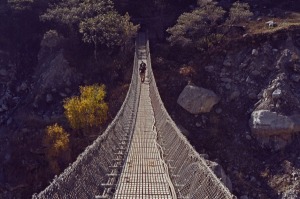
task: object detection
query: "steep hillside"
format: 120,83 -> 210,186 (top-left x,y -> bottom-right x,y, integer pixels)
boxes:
152,27 -> 300,198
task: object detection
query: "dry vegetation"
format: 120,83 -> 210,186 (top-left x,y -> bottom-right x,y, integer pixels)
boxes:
247,12 -> 300,35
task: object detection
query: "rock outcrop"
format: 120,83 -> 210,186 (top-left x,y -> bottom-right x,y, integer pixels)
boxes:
36,50 -> 80,91
177,85 -> 220,114
250,110 -> 300,150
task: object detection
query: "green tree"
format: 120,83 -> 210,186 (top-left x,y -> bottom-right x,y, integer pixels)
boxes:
64,84 -> 108,135
8,0 -> 34,11
41,0 -> 138,58
40,29 -> 63,52
43,123 -> 70,174
41,0 -> 114,28
167,0 -> 225,50
79,11 -> 138,60
226,1 -> 253,25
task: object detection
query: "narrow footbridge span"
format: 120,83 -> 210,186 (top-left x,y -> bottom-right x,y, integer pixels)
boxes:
33,33 -> 235,199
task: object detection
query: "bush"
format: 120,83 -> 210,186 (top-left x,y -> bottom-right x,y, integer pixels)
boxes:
43,123 -> 70,174
226,1 -> 253,25
63,84 -> 108,134
167,0 -> 225,50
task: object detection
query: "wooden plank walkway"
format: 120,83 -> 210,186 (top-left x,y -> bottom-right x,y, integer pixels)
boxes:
114,61 -> 175,199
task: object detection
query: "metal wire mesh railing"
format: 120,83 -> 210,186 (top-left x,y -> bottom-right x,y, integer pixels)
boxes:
33,40 -> 141,199
145,39 -> 235,199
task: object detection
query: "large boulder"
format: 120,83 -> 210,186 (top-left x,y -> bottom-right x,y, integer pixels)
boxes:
250,110 -> 300,149
37,50 -> 79,90
34,31 -> 81,93
177,85 -> 220,114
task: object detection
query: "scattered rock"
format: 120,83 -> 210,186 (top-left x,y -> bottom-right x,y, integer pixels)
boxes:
6,118 -> 12,126
46,93 -> 53,103
223,59 -> 232,67
20,82 -> 28,91
195,122 -> 201,127
251,70 -> 260,76
246,76 -> 255,84
240,195 -> 249,199
225,83 -> 231,90
32,102 -> 38,108
65,88 -> 72,93
205,65 -> 215,73
215,108 -> 222,114
2,104 -> 8,111
0,69 -> 8,76
221,78 -> 232,83
202,115 -> 208,123
272,89 -> 282,99
246,134 -> 252,140
276,49 -> 292,69
177,85 -> 220,114
239,63 -> 247,69
252,49 -> 258,56
266,20 -> 277,28
229,91 -> 240,101
291,74 -> 300,82
293,64 -> 300,73
59,92 -> 67,97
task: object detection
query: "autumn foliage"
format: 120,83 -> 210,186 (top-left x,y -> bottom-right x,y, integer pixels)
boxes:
63,84 -> 108,133
43,123 -> 70,174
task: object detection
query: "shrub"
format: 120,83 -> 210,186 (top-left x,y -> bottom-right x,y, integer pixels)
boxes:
226,1 -> 253,25
43,123 -> 70,174
167,0 -> 225,50
64,84 -> 108,134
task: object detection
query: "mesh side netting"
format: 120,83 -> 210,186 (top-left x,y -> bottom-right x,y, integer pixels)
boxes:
146,39 -> 235,199
33,41 -> 141,199
34,33 -> 235,199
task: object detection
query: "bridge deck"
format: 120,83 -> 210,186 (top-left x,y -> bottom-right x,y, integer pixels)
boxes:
114,59 -> 174,198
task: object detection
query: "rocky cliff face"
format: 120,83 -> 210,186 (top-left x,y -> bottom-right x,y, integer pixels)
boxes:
153,28 -> 300,198
201,30 -> 300,150
0,31 -> 81,198
0,27 -> 131,198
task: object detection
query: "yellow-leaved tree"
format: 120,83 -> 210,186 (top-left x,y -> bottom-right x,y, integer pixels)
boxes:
43,123 -> 70,174
63,84 -> 108,135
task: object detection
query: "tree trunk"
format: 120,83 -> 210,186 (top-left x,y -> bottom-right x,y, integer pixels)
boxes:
92,34 -> 98,62
94,40 -> 98,62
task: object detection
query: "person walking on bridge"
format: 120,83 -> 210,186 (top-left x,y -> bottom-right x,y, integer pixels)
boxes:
139,61 -> 146,83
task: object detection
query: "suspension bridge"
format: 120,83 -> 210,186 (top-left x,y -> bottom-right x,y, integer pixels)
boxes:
33,33 -> 235,199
